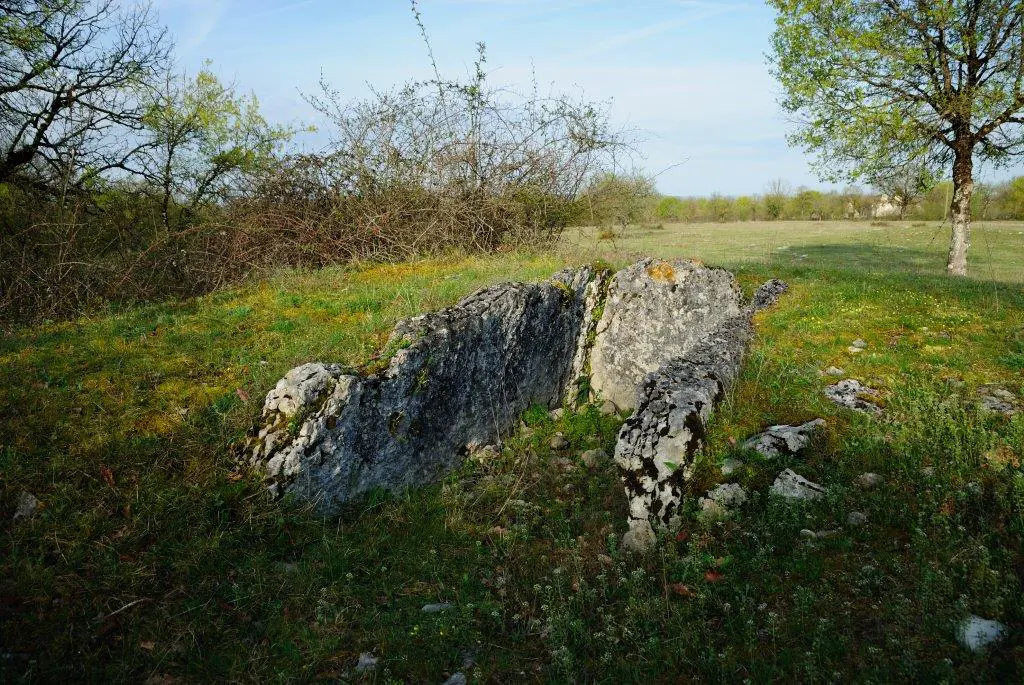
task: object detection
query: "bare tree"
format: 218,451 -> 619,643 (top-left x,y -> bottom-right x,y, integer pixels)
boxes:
0,0 -> 171,185
300,37 -> 628,254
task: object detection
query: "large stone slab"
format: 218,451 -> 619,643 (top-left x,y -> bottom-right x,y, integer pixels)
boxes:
615,315 -> 754,550
242,259 -> 787,530
243,267 -> 595,513
589,259 -> 745,411
613,276 -> 789,552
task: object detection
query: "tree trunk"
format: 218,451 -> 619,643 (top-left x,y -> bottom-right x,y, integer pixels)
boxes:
947,148 -> 973,277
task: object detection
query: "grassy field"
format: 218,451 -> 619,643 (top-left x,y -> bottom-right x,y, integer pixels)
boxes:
1,220 -> 1023,682
567,219 -> 1024,284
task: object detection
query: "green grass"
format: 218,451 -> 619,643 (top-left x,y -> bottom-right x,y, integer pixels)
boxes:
2,222 -> 1023,681
567,219 -> 1024,284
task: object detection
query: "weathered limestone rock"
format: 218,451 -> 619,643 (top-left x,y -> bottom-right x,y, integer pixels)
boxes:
614,315 -> 754,544
721,458 -> 743,476
698,483 -> 748,519
975,385 -> 1019,417
742,419 -> 825,459
566,270 -> 612,407
612,272 -> 789,551
854,472 -> 884,489
590,259 -> 745,411
12,491 -> 39,524
750,278 -> 789,311
244,268 -> 595,514
847,511 -> 868,526
824,379 -> 882,414
957,615 -> 1006,652
243,258 -> 786,534
581,448 -> 608,469
421,603 -> 454,614
771,469 -> 826,500
355,653 -> 378,673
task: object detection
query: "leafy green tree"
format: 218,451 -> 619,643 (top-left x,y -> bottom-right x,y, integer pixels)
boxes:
655,196 -> 684,222
763,178 -> 791,220
769,0 -> 1024,275
734,195 -> 757,221
791,188 -> 825,219
1003,175 -> 1024,218
141,63 -> 294,231
582,172 -> 655,230
708,193 -> 730,222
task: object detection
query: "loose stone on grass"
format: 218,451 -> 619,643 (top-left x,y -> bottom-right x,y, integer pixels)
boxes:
442,673 -> 468,685
470,444 -> 500,463
771,469 -> 826,501
855,472 -> 883,489
847,511 -> 868,526
12,491 -> 39,524
822,366 -> 846,377
742,419 -> 825,459
800,528 -> 839,540
698,483 -> 748,519
550,433 -> 569,450
957,615 -> 1006,652
721,458 -> 743,476
975,385 -> 1019,417
824,379 -> 882,414
581,448 -> 608,469
750,278 -> 789,310
355,653 -> 378,673
422,603 -> 454,614
622,520 -> 657,554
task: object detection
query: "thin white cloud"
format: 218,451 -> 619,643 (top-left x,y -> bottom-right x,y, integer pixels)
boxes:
153,0 -> 230,50
567,2 -> 750,59
237,0 -> 323,22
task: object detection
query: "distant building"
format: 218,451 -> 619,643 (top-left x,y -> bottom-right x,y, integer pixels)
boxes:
872,195 -> 902,219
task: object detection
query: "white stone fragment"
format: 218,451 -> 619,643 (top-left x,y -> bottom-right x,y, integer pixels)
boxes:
742,419 -> 825,459
855,472 -> 884,489
12,491 -> 39,523
355,653 -> 378,673
824,379 -> 882,414
771,469 -> 826,501
957,615 -> 1006,652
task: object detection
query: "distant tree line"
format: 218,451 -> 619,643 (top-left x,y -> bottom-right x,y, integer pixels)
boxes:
579,173 -> 1024,227
0,1 -> 628,324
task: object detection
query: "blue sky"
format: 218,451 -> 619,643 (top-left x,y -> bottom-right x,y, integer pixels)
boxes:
152,0 -> 1017,196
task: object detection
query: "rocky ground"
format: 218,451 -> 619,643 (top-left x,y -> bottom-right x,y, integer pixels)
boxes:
2,233 -> 1022,681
